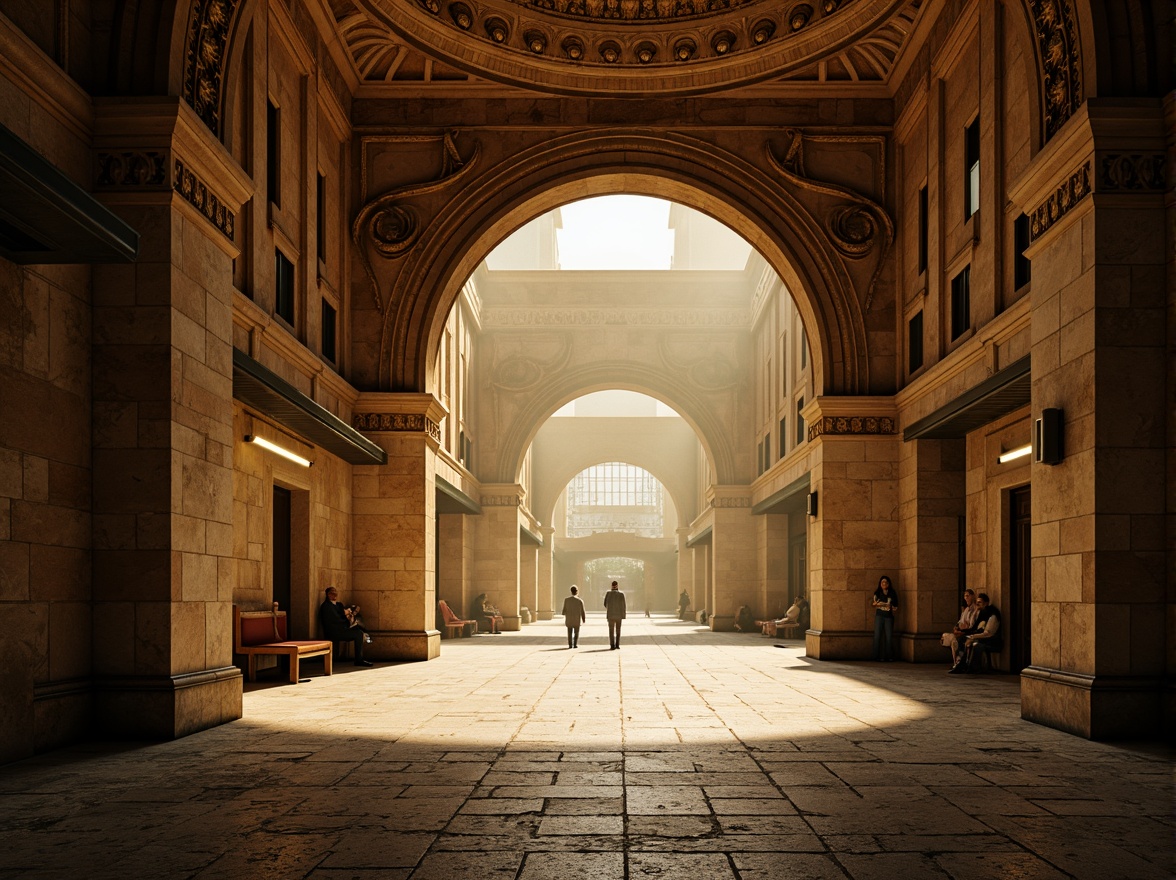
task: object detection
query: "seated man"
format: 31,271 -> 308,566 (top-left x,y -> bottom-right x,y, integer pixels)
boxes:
775,596 -> 810,631
473,592 -> 503,634
734,604 -> 756,632
949,592 -> 1002,674
943,588 -> 979,667
319,586 -> 373,667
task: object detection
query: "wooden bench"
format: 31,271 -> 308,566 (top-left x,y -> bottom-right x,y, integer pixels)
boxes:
233,604 -> 333,684
438,600 -> 478,638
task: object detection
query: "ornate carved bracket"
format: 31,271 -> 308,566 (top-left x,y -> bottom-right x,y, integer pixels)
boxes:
808,415 -> 895,441
352,132 -> 481,315
766,129 -> 894,311
182,0 -> 242,138
1028,0 -> 1083,142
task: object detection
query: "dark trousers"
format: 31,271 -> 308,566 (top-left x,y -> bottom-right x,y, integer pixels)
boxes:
334,628 -> 365,663
567,626 -> 580,648
608,619 -> 622,648
873,614 -> 894,660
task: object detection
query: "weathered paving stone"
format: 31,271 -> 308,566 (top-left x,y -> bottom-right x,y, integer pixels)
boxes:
0,617 -> 1168,880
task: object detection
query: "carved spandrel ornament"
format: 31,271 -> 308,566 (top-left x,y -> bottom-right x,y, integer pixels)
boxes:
1028,0 -> 1083,141
766,129 -> 894,312
807,415 -> 895,441
353,132 -> 481,315
182,0 -> 242,138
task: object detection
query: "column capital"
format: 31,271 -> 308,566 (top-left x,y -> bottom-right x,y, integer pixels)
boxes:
803,396 -> 897,442
93,97 -> 253,250
1009,100 -> 1168,246
353,392 -> 447,447
706,485 -> 751,509
480,483 -> 525,507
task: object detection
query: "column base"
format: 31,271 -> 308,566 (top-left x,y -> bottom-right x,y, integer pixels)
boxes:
1020,667 -> 1165,740
536,611 -> 553,621
709,614 -> 735,632
95,667 -> 243,739
502,615 -> 522,631
372,630 -> 441,661
900,632 -> 955,664
804,629 -> 873,660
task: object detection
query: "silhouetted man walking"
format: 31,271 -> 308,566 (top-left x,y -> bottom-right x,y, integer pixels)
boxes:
604,580 -> 626,650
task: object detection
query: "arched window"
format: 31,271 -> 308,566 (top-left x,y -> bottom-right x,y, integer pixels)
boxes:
565,462 -> 664,538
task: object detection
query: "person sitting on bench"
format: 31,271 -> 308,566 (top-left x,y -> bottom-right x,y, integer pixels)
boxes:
319,586 -> 373,667
949,593 -> 1001,674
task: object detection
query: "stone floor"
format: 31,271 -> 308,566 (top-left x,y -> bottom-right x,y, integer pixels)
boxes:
1,615 -> 1172,880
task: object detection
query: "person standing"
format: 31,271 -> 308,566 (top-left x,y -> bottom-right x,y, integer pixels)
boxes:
678,590 -> 690,620
871,575 -> 899,661
604,580 -> 627,650
562,585 -> 587,649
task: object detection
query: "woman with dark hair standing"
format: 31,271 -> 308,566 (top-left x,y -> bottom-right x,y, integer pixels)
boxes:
871,576 -> 899,661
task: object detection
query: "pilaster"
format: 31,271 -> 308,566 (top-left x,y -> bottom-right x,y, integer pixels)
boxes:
1009,100 -> 1170,738
802,396 -> 900,660
476,484 -> 524,631
537,526 -> 555,620
352,393 -> 446,661
706,485 -> 755,631
89,98 -> 252,738
520,541 -> 538,623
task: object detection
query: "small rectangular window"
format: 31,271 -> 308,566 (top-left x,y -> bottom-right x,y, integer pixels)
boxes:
779,417 -> 787,459
908,310 -> 924,374
951,266 -> 971,340
917,185 -> 928,274
321,299 -> 337,364
267,101 -> 281,209
795,396 -> 806,446
964,118 -> 980,219
1014,213 -> 1031,289
275,249 -> 295,325
764,434 -> 771,472
757,439 -> 765,476
316,173 -> 326,264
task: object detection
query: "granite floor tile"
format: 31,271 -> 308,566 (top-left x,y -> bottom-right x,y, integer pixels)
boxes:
0,617 -> 1166,880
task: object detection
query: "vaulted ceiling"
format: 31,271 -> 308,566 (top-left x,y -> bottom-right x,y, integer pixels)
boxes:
325,0 -> 927,95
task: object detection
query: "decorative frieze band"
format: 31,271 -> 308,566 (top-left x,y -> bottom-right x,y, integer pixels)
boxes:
808,415 -> 895,441
1029,161 -> 1090,242
353,412 -> 442,444
480,494 -> 521,507
1100,154 -> 1166,192
174,158 -> 236,240
97,151 -> 168,187
712,497 -> 751,509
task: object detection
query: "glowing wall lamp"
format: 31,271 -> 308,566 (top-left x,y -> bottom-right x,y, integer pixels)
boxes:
997,443 -> 1032,464
245,434 -> 312,467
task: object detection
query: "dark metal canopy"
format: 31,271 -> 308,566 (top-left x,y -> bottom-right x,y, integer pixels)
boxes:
751,472 -> 811,516
0,122 -> 138,264
903,355 -> 1031,441
436,476 -> 481,515
232,348 -> 387,466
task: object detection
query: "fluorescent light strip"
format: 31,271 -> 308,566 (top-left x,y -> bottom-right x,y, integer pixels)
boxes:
997,443 -> 1032,464
246,435 -> 312,467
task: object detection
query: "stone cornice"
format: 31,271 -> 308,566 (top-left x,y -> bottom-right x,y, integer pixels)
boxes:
706,485 -> 751,509
480,307 -> 752,327
352,392 -> 448,444
803,395 -> 897,441
480,483 -> 525,506
0,12 -> 93,143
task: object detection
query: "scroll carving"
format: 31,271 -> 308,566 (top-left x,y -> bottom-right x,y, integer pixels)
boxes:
182,0 -> 241,138
1100,154 -> 1165,191
97,152 -> 168,187
480,494 -> 521,506
808,415 -> 895,441
767,129 -> 893,311
352,132 -> 481,314
1028,0 -> 1083,141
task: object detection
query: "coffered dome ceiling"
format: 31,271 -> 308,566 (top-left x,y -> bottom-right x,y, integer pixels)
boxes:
329,0 -> 925,94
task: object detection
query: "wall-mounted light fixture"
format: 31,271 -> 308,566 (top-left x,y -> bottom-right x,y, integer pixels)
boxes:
806,491 -> 818,517
1034,407 -> 1063,465
245,434 -> 312,467
997,443 -> 1032,464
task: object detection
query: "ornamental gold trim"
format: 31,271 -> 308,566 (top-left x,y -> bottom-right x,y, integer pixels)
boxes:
1029,161 -> 1090,242
353,412 -> 442,443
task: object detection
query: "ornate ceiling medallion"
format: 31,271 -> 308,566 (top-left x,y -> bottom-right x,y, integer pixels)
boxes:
350,0 -> 914,95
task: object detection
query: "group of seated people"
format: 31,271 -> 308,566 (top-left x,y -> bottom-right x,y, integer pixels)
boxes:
754,595 -> 810,637
944,588 -> 1002,673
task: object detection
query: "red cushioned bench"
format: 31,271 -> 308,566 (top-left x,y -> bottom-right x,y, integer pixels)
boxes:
233,604 -> 333,684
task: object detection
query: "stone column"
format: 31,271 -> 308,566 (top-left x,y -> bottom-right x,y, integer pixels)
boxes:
802,398 -> 900,659
351,394 -> 445,661
759,513 -> 789,620
476,485 -> 523,631
1010,101 -> 1170,738
897,438 -> 966,661
708,487 -> 755,631
520,541 -> 538,623
89,100 -> 252,739
676,528 -> 691,616
437,513 -> 473,621
537,526 -> 555,620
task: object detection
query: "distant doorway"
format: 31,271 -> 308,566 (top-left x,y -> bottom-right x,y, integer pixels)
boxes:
272,486 -> 292,618
1009,486 -> 1032,672
789,532 -> 807,604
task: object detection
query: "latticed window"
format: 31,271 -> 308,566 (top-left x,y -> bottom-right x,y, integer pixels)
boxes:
566,462 -> 664,538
